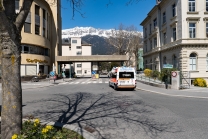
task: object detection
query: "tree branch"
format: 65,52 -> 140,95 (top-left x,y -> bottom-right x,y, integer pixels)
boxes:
15,0 -> 33,32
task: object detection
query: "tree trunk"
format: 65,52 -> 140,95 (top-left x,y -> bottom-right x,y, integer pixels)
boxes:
0,13 -> 22,139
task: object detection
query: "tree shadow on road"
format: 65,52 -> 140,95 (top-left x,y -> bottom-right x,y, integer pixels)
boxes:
25,92 -> 182,139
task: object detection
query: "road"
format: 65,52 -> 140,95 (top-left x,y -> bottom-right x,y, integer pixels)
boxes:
2,77 -> 208,139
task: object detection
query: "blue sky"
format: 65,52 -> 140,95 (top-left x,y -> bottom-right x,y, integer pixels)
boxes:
61,0 -> 156,31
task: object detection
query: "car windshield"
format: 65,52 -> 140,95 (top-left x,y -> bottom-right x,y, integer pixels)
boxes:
119,72 -> 134,78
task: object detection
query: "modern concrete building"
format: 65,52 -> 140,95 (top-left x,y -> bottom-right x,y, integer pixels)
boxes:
62,37 -> 92,77
140,0 -> 208,84
16,0 -> 61,76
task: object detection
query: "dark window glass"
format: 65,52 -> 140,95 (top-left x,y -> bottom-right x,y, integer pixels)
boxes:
35,25 -> 40,35
119,72 -> 134,78
35,5 -> 40,15
172,4 -> 176,17
72,40 -> 77,43
24,23 -> 31,33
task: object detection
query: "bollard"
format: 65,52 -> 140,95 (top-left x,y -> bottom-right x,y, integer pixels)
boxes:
165,79 -> 168,89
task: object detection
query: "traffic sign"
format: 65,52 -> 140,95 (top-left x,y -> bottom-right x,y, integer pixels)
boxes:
92,71 -> 96,74
172,71 -> 177,77
50,71 -> 55,76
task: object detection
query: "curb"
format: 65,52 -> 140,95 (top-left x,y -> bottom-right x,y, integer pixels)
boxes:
136,87 -> 208,99
41,121 -> 97,139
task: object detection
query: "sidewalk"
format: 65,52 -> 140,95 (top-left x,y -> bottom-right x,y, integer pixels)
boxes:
136,81 -> 208,99
21,78 -> 75,90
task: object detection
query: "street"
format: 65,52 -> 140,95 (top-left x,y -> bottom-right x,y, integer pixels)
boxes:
2,77 -> 208,139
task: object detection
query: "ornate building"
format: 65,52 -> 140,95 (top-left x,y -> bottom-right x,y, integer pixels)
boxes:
16,0 -> 61,76
140,0 -> 208,84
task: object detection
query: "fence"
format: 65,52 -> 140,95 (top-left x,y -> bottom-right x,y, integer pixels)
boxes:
136,74 -> 164,84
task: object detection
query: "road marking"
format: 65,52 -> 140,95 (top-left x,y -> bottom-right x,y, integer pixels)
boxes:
81,82 -> 85,84
99,81 -> 102,83
93,81 -> 97,83
105,81 -> 108,83
75,82 -> 79,84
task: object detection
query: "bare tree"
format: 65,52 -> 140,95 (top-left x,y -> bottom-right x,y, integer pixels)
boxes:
128,26 -> 143,71
107,24 -> 129,55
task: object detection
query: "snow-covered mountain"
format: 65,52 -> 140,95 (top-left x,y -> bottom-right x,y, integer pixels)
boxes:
62,27 -> 114,38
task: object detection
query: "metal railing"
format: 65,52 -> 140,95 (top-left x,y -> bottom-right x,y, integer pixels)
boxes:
136,74 -> 164,84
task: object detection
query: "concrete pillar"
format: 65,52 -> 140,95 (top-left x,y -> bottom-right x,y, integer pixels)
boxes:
171,71 -> 180,89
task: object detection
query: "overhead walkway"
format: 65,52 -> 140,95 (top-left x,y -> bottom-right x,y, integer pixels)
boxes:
55,55 -> 128,63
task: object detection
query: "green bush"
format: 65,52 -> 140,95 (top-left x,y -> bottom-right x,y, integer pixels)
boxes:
12,118 -> 85,139
193,78 -> 207,87
159,68 -> 177,82
151,70 -> 160,79
144,69 -> 152,77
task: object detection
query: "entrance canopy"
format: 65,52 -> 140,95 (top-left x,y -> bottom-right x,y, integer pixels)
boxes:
55,55 -> 128,63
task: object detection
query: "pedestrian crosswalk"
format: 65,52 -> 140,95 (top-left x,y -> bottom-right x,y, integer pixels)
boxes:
60,80 -> 109,85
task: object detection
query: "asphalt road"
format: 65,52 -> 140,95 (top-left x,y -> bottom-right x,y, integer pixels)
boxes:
3,77 -> 208,139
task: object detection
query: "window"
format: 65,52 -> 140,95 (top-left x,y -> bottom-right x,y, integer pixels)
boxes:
35,25 -> 40,35
69,46 -> 71,50
35,5 -> 40,15
22,46 -> 29,53
145,43 -> 147,52
154,37 -> 157,48
207,54 -> 208,70
163,32 -> 167,45
163,12 -> 166,24
173,28 -> 176,41
206,23 -> 208,37
189,23 -> 196,38
163,56 -> 167,65
189,0 -> 195,12
206,0 -> 208,11
153,18 -> 157,29
72,40 -> 77,43
149,24 -> 152,34
42,9 -> 46,37
43,28 -> 45,37
189,53 -> 197,70
76,46 -> 82,49
150,40 -> 152,50
172,3 -> 176,17
24,23 -> 31,33
77,64 -> 82,68
145,28 -> 147,38
77,51 -> 82,55
172,54 -> 177,68
150,59 -> 152,70
15,0 -> 19,10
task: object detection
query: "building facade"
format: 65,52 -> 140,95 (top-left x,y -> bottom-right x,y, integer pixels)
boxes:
140,0 -> 208,83
62,37 -> 92,77
16,0 -> 61,76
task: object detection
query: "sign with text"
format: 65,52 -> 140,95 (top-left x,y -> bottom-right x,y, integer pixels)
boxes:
163,64 -> 173,69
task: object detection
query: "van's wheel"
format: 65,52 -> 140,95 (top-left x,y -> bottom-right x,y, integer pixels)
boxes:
114,84 -> 117,91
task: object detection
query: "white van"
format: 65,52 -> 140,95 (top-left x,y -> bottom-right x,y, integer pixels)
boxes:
109,67 -> 136,90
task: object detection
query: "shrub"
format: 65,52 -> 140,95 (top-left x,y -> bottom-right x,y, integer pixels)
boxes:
12,118 -> 85,139
144,69 -> 152,77
193,78 -> 207,87
151,70 -> 160,79
159,68 -> 177,82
